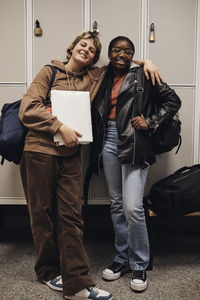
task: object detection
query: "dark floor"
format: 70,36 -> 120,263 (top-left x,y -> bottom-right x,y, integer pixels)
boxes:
0,205 -> 200,300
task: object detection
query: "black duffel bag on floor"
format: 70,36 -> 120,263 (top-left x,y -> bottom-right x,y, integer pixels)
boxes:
146,164 -> 200,216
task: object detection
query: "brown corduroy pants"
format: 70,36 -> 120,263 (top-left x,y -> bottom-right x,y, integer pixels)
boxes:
20,151 -> 94,296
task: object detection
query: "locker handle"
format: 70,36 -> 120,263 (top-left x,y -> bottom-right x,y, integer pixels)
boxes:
149,23 -> 155,42
34,20 -> 42,36
92,21 -> 99,34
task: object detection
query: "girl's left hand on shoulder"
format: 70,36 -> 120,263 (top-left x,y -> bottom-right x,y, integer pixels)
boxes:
131,115 -> 148,130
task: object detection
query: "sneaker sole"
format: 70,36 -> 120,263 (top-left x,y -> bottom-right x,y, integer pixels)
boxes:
64,296 -> 113,300
130,280 -> 147,292
102,266 -> 130,281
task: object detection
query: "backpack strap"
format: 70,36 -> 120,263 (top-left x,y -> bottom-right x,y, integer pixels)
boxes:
134,67 -> 144,116
44,65 -> 57,97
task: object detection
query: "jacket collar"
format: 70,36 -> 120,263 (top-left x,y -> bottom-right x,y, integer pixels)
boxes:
118,68 -> 137,96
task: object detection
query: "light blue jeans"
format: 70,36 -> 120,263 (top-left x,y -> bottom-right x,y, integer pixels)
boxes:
102,121 -> 149,270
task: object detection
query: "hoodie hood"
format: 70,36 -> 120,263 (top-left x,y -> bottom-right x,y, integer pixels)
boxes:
51,60 -> 88,78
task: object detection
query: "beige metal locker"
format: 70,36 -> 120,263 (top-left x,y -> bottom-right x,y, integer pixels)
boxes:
91,0 -> 141,66
148,0 -> 197,85
33,0 -> 83,76
88,0 -> 141,204
145,0 -> 197,192
0,0 -> 26,203
0,0 -> 26,83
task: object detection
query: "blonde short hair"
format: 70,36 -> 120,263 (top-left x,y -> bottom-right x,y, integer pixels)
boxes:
66,31 -> 102,66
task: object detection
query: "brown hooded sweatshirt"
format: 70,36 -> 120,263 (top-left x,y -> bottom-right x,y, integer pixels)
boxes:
19,60 -> 106,157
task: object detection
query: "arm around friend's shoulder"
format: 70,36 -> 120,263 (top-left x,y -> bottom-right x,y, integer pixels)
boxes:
134,59 -> 163,86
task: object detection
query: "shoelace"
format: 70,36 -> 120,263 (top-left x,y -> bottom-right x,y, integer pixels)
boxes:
132,270 -> 146,280
109,261 -> 122,272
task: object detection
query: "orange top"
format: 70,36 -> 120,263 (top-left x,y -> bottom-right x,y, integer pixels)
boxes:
108,75 -> 126,120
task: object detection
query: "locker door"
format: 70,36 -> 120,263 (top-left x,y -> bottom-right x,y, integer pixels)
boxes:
148,0 -> 197,84
0,0 -> 26,200
33,0 -> 83,76
89,0 -> 141,204
91,0 -> 141,66
0,0 -> 26,82
146,0 -> 197,190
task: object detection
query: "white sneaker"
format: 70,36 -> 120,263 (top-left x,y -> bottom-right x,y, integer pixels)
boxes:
131,270 -> 147,292
43,275 -> 63,291
64,286 -> 113,300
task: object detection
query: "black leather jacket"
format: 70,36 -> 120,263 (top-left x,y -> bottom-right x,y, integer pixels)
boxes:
89,67 -> 181,175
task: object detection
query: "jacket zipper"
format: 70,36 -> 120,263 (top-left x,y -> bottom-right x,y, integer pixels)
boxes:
131,85 -> 137,165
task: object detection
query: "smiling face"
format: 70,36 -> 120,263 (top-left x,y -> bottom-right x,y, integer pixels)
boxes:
108,39 -> 134,75
70,38 -> 96,70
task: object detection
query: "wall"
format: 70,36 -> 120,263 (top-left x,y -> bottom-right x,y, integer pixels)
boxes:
0,0 -> 199,205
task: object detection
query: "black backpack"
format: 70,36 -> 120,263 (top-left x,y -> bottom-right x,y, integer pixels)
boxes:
0,65 -> 57,165
146,164 -> 200,216
136,67 -> 182,155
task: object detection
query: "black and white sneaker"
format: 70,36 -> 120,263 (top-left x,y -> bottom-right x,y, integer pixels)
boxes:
64,286 -> 113,300
43,275 -> 63,291
102,261 -> 130,281
131,270 -> 147,292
